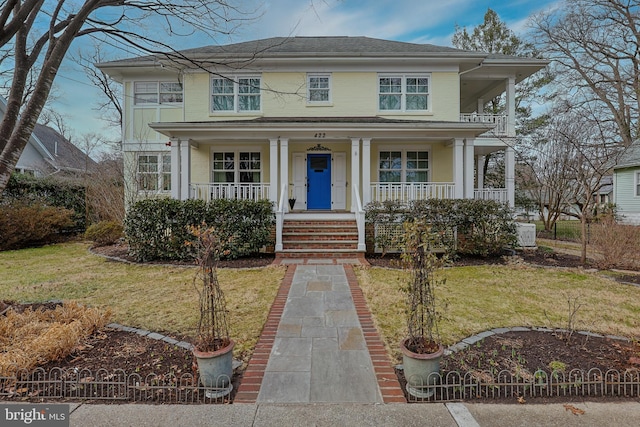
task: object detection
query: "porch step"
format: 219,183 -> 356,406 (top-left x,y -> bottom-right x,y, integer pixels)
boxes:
278,216 -> 363,258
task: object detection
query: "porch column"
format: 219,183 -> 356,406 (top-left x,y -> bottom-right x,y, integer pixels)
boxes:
505,146 -> 515,208
453,138 -> 464,199
506,76 -> 516,137
279,138 -> 289,212
269,138 -> 278,207
170,138 -> 181,200
477,98 -> 484,114
464,138 -> 475,199
351,138 -> 360,212
362,138 -> 371,205
180,139 -> 191,201
477,155 -> 486,192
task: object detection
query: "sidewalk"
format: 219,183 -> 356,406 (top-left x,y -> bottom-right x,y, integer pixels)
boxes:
66,401 -> 640,427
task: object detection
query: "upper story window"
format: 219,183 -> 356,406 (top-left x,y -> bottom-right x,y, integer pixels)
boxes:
379,150 -> 429,182
636,171 -> 640,197
378,74 -> 430,112
307,74 -> 331,103
211,76 -> 261,112
134,81 -> 183,105
137,153 -> 171,192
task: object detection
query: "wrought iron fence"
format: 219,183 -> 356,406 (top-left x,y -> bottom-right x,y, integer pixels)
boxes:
404,368 -> 640,402
0,366 -> 233,404
3,365 -> 639,403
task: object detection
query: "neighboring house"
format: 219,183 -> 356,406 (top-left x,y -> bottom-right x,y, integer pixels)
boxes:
593,175 -> 613,212
1,97 -> 95,176
97,36 -> 547,257
613,140 -> 640,225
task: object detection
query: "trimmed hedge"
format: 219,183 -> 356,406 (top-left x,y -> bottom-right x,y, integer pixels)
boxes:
365,199 -> 517,257
4,173 -> 86,231
124,198 -> 275,262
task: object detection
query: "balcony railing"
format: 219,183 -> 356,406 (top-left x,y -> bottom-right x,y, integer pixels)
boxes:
459,113 -> 508,136
474,188 -> 508,203
370,182 -> 455,203
190,183 -> 270,202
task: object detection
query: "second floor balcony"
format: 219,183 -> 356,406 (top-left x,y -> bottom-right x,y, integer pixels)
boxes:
459,113 -> 509,137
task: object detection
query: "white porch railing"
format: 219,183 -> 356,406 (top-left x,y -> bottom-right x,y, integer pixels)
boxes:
474,188 -> 508,203
190,183 -> 270,202
459,113 -> 508,136
370,182 -> 455,203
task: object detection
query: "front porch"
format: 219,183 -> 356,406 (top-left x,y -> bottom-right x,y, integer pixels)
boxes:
188,181 -> 509,205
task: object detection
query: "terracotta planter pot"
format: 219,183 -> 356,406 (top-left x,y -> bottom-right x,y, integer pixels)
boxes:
193,339 -> 235,398
400,338 -> 444,398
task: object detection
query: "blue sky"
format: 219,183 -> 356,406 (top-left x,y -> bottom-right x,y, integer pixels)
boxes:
52,0 -> 559,149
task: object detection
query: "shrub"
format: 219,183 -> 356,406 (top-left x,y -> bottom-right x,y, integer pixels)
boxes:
590,215 -> 640,270
0,202 -> 75,250
4,173 -> 86,230
85,221 -> 124,246
364,199 -> 517,257
124,198 -> 274,262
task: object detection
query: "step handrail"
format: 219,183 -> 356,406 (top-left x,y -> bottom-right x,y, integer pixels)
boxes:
275,183 -> 287,252
353,184 -> 366,251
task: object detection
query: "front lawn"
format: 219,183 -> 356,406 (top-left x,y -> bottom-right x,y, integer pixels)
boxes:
0,242 -> 285,361
357,264 -> 640,363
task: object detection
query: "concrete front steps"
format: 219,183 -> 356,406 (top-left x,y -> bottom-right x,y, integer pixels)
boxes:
275,213 -> 366,262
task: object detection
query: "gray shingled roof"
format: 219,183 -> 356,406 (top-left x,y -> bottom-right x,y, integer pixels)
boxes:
98,36 -> 487,66
615,139 -> 640,169
32,124 -> 97,172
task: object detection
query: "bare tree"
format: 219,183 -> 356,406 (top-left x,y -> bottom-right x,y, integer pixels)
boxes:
531,0 -> 640,148
520,108 -> 622,263
73,45 -> 123,130
0,0 -> 259,194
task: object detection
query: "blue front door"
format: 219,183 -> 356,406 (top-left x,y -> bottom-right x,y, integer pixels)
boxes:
307,154 -> 331,210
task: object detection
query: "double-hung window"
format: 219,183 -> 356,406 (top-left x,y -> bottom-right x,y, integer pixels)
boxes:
378,74 -> 430,112
211,76 -> 261,112
134,81 -> 183,105
636,171 -> 640,197
212,151 -> 261,183
379,150 -> 429,182
307,74 -> 331,103
137,153 -> 171,191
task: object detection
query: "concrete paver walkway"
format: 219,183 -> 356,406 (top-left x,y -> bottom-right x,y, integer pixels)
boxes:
257,264 -> 382,403
235,261 -> 403,404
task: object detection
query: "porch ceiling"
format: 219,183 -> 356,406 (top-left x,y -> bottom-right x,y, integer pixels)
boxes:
149,117 -> 494,142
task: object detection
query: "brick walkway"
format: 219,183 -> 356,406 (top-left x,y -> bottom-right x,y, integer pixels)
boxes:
235,262 -> 404,403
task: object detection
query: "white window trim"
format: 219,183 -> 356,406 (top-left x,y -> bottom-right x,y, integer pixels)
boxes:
306,73 -> 332,105
210,147 -> 263,183
377,146 -> 431,182
210,75 -> 262,114
136,152 -> 171,193
133,81 -> 183,106
377,73 -> 431,113
635,170 -> 640,197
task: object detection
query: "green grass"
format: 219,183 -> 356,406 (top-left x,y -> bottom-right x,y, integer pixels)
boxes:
0,242 -> 285,362
356,264 -> 640,363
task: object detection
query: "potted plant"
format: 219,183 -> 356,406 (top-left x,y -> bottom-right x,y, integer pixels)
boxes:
399,219 -> 447,398
188,224 -> 234,398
